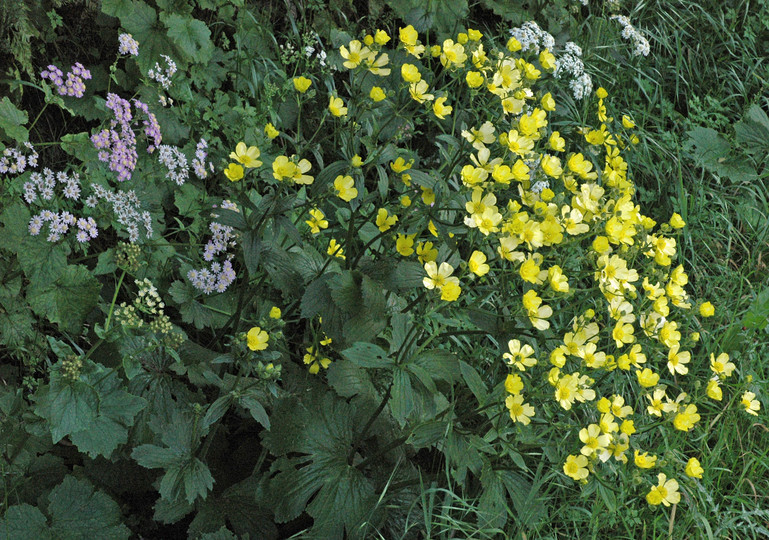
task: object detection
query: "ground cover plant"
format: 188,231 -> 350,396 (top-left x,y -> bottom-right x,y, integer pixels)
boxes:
0,0 -> 767,538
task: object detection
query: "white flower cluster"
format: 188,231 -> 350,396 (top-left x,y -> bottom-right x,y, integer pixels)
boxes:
510,23 -> 593,101
0,142 -> 38,175
23,168 -> 82,204
158,145 -> 189,186
510,21 -> 555,54
148,54 -> 177,90
28,210 -> 98,243
118,33 -> 139,56
89,184 -> 153,242
554,42 -> 593,100
611,15 -> 651,57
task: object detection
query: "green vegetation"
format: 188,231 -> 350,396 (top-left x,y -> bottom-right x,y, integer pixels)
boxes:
0,1 -> 767,538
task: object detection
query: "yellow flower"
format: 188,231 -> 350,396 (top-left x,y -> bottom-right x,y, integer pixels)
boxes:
351,154 -> 363,167
396,234 -> 415,256
685,457 -> 704,479
224,163 -> 244,182
673,404 -> 701,431
390,157 -> 413,173
375,208 -> 397,232
334,174 -> 358,202
564,454 -> 589,481
400,195 -> 411,207
466,71 -> 484,88
329,95 -> 348,117
548,265 -> 569,292
401,63 -> 421,83
399,24 -> 425,58
369,86 -> 386,102
468,250 -> 489,276
305,208 -> 328,234
505,394 -> 535,425
699,301 -> 715,317
291,158 -> 313,185
265,123 -> 279,139
440,281 -> 461,301
710,352 -> 735,378
670,213 -> 686,229
327,239 -> 345,259
269,306 -> 282,319
340,40 -> 372,69
432,97 -> 453,119
505,373 -> 524,394
374,29 -> 390,45
596,87 -> 608,99
741,391 -> 761,415
467,28 -> 482,41
503,339 -> 537,371
541,92 -> 556,111
246,326 -> 269,351
416,241 -> 438,264
634,450 -> 657,469
422,261 -> 455,290
646,474 -> 680,507
304,346 -> 332,374
539,49 -> 556,71
706,378 -> 722,401
622,115 -> 636,129
409,80 -> 434,103
636,368 -> 660,388
272,155 -> 296,181
507,37 -> 522,52
230,142 -> 262,168
293,76 -> 312,93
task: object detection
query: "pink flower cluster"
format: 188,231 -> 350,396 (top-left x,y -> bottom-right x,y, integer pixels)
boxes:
23,168 -> 81,204
187,200 -> 239,294
91,93 -> 162,182
118,33 -> 139,56
41,62 -> 92,98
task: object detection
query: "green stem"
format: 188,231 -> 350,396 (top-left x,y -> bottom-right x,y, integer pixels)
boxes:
104,269 -> 126,332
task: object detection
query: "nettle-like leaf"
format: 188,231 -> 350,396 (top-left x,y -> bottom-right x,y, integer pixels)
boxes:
0,476 -> 131,539
684,126 -> 758,183
262,392 -> 377,537
735,103 -> 769,157
0,96 -> 29,141
26,264 -> 101,334
33,361 -> 146,458
163,13 -> 215,64
132,404 -> 214,504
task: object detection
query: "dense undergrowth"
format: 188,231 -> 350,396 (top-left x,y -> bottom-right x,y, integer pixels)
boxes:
0,1 -> 767,538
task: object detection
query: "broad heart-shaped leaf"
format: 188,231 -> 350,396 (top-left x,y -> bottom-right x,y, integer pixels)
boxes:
0,96 -> 29,141
262,392 -> 376,535
0,202 -> 30,253
121,1 -> 178,73
27,264 -> 101,333
684,126 -> 758,183
68,366 -> 147,458
735,104 -> 769,156
47,476 -> 130,539
164,13 -> 215,64
33,375 -> 99,444
0,504 -> 50,540
34,361 -> 146,458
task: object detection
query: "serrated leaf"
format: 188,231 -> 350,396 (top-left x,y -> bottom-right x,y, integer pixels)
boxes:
165,14 -> 214,64
122,2 -> 177,73
132,444 -> 182,469
0,96 -> 29,141
200,527 -> 238,540
182,458 -> 215,503
34,378 -> 99,444
100,0 -> 134,18
407,420 -> 448,449
47,476 -> 131,539
326,359 -> 378,400
735,104 -> 769,156
742,286 -> 769,330
239,392 -> 270,428
341,342 -> 392,368
202,395 -> 232,430
460,361 -> 488,404
0,504 -> 50,540
27,265 -> 101,333
411,349 -> 460,383
391,368 -> 414,424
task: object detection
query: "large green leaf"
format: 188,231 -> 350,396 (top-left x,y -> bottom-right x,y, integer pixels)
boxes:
735,104 -> 769,156
0,504 -> 50,540
262,392 -> 376,535
33,361 -> 146,457
164,14 -> 214,64
46,476 -> 131,539
26,265 -> 101,333
0,96 -> 29,141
